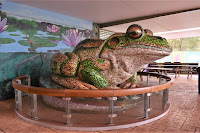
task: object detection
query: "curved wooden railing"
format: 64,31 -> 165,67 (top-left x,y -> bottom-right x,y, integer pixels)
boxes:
12,72 -> 173,98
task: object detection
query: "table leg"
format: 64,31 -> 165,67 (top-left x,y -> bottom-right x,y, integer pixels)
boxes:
140,74 -> 143,81
164,70 -> 167,75
175,68 -> 177,78
197,67 -> 200,94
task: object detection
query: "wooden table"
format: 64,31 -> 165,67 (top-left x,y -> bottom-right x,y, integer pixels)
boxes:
150,64 -> 198,67
149,64 -> 198,79
141,67 -> 174,75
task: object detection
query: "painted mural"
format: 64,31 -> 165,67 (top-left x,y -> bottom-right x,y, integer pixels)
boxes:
0,18 -> 97,52
0,1 -> 98,53
0,1 -> 99,100
0,53 -> 53,100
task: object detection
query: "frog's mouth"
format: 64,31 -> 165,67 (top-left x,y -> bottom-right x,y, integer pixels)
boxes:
121,43 -> 172,53
100,47 -> 171,85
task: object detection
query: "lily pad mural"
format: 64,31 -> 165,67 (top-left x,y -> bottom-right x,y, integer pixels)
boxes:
0,1 -> 98,53
10,34 -> 20,36
0,38 -> 15,44
0,17 -> 97,53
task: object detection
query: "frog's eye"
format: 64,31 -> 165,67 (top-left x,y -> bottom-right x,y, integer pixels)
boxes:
144,29 -> 153,36
126,24 -> 143,39
109,37 -> 120,46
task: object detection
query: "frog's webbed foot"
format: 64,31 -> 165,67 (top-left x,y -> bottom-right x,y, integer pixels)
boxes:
119,73 -> 139,89
119,80 -> 139,89
118,81 -> 139,100
118,73 -> 139,100
101,85 -> 120,90
51,75 -> 98,90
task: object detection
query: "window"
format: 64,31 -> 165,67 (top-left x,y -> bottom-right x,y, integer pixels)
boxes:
100,29 -> 115,40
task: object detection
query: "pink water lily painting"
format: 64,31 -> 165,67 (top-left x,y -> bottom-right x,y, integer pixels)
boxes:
0,17 -> 9,33
62,29 -> 84,47
46,24 -> 60,33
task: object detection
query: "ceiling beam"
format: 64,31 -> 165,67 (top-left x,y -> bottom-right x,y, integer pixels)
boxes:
99,8 -> 200,28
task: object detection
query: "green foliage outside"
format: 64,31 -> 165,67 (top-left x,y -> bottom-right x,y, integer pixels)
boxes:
168,36 -> 200,51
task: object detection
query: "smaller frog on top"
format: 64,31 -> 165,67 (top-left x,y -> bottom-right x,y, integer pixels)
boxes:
51,24 -> 172,90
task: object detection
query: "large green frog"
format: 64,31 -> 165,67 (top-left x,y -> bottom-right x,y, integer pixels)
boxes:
51,24 -> 172,90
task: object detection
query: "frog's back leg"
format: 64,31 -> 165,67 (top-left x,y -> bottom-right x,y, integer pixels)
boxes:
51,52 -> 79,77
51,74 -> 98,90
51,52 -> 98,90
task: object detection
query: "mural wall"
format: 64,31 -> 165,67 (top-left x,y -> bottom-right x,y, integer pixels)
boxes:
0,1 -> 99,100
0,53 -> 52,100
0,1 -> 98,53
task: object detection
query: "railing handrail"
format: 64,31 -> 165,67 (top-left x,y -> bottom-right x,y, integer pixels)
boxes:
12,72 -> 173,97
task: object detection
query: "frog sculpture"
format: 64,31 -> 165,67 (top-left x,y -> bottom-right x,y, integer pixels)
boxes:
51,24 -> 172,90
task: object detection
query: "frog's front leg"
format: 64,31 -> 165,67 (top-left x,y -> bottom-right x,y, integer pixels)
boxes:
119,73 -> 139,88
78,58 -> 112,89
51,74 -> 98,90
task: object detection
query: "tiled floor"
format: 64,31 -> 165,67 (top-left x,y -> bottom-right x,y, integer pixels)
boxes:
0,74 -> 199,133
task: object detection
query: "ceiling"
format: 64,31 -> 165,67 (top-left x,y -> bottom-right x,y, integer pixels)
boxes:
7,0 -> 200,39
105,9 -> 200,39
